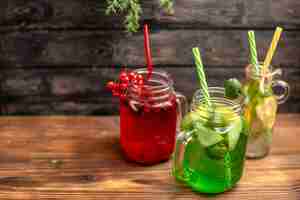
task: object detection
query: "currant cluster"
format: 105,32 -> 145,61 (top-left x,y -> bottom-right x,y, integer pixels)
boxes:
106,70 -> 144,100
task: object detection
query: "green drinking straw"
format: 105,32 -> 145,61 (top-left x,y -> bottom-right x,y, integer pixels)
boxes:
192,47 -> 232,187
193,47 -> 232,187
192,47 -> 211,107
248,31 -> 259,74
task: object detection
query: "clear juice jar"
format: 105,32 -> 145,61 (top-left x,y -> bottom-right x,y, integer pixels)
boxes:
243,63 -> 289,158
173,87 -> 248,193
120,69 -> 187,165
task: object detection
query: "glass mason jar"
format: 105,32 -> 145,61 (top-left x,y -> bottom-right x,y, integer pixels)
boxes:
173,87 -> 248,193
243,63 -> 289,159
120,69 -> 187,165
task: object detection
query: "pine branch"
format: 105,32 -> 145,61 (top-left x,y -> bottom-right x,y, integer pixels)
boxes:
124,0 -> 142,33
105,0 -> 174,33
159,0 -> 174,15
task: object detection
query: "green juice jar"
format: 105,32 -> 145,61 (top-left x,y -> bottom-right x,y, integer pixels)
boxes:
173,87 -> 248,193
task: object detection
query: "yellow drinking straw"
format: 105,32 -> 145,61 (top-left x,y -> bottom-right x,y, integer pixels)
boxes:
263,27 -> 283,70
260,27 -> 283,93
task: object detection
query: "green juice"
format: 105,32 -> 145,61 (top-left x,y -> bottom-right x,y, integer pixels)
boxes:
173,103 -> 248,193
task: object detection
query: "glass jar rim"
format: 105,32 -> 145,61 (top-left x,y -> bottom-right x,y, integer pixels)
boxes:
130,68 -> 174,94
248,62 -> 281,80
192,87 -> 242,122
127,68 -> 175,106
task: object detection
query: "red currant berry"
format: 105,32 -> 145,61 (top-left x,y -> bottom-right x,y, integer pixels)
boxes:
106,81 -> 115,90
122,77 -> 130,84
120,83 -> 128,90
112,83 -> 120,91
136,74 -> 144,81
120,94 -> 127,100
128,72 -> 137,81
132,79 -> 138,85
137,79 -> 144,86
119,71 -> 129,83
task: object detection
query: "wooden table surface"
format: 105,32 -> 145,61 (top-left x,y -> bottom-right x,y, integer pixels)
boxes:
0,114 -> 299,200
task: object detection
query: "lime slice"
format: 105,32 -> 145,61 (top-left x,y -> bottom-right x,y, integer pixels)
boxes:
215,106 -> 236,124
224,78 -> 242,99
195,104 -> 210,118
249,117 -> 264,138
228,118 -> 242,150
195,123 -> 224,147
256,96 -> 277,129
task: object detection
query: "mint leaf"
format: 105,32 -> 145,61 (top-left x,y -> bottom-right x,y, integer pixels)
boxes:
228,118 -> 242,150
206,141 -> 228,159
181,106 -> 210,132
181,112 -> 199,132
194,123 -> 224,147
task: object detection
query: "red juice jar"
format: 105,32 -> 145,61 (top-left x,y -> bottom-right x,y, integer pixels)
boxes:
120,69 -> 187,165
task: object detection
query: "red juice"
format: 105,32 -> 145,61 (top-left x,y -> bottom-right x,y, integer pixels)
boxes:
106,68 -> 186,165
120,96 -> 177,165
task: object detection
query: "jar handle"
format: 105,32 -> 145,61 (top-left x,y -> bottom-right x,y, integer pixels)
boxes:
172,131 -> 193,180
272,80 -> 290,104
175,92 -> 188,132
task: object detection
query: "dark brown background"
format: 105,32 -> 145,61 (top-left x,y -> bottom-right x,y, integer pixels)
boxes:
0,0 -> 299,115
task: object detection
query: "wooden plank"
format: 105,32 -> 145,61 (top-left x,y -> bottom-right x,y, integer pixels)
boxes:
0,0 -> 153,30
155,0 -> 300,29
2,99 -> 119,115
0,68 -> 112,96
0,30 -> 298,67
0,0 -> 300,30
3,97 -> 300,115
1,66 -> 299,115
0,115 -> 297,199
0,67 -> 118,115
114,30 -> 300,67
0,31 -> 114,67
1,69 -> 48,96
1,66 -> 297,97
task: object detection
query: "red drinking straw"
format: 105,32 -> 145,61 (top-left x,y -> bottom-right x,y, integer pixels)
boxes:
144,24 -> 153,79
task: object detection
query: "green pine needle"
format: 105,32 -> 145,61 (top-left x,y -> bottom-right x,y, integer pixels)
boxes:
159,0 -> 174,15
106,0 -> 174,33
